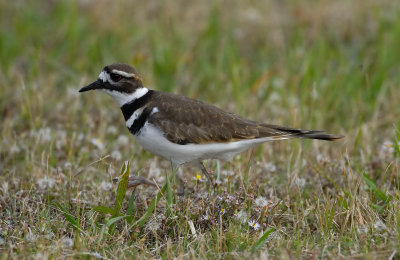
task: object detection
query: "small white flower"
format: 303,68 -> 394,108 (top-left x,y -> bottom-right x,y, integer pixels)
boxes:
34,253 -> 46,260
316,154 -> 326,163
55,139 -> 64,150
111,150 -> 122,161
91,138 -> 104,150
61,237 -> 74,248
64,162 -> 72,169
25,229 -> 37,242
254,196 -> 269,207
91,252 -> 103,259
268,92 -> 281,102
263,162 -> 276,172
215,179 -> 222,185
379,140 -> 397,158
100,181 -> 112,191
107,166 -> 115,175
106,125 -> 118,135
1,182 -> 9,193
374,220 -> 386,231
77,133 -> 84,142
116,135 -> 129,145
145,215 -> 163,232
294,177 -> 306,188
10,144 -> 21,154
381,141 -> 394,152
357,225 -> 368,234
248,220 -> 260,230
39,127 -> 52,142
235,210 -> 248,224
272,77 -> 284,88
221,170 -> 235,176
37,177 -> 55,189
12,178 -> 19,186
45,231 -> 55,240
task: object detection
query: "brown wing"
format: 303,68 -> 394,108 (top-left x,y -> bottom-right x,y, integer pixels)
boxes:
146,91 -> 261,144
146,91 -> 343,144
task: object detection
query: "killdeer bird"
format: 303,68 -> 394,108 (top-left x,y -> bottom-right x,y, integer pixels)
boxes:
79,63 -> 343,188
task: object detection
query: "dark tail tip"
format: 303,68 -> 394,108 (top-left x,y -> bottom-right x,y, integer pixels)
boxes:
262,124 -> 344,141
298,131 -> 344,141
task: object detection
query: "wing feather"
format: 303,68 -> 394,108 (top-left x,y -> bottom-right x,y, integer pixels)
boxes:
147,91 -> 259,144
145,91 -> 343,144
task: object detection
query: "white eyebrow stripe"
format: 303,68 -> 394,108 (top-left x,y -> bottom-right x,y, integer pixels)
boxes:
111,69 -> 136,78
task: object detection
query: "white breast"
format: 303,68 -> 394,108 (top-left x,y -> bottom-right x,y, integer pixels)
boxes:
135,123 -> 288,167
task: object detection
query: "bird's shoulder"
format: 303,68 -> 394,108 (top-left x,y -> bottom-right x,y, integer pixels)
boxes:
145,91 -> 260,144
148,90 -> 252,124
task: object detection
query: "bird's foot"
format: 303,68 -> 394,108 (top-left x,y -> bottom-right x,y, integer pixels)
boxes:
177,186 -> 185,196
127,176 -> 157,188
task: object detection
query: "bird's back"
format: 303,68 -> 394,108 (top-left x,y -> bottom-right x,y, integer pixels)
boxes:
146,91 -> 342,145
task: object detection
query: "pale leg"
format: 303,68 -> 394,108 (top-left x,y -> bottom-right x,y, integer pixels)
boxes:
199,162 -> 214,190
176,167 -> 185,196
128,176 -> 157,188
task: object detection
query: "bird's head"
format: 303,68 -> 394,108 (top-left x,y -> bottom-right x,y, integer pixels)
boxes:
79,63 -> 146,106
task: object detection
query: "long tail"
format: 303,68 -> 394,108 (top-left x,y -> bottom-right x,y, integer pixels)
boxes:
292,130 -> 344,141
260,124 -> 344,141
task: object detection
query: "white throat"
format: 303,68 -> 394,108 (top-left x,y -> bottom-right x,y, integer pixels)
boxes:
102,87 -> 149,107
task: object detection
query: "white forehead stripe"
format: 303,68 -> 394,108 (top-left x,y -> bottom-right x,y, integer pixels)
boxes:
98,71 -> 110,82
111,69 -> 136,78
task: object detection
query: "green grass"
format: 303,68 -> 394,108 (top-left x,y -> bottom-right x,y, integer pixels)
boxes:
1,0 -> 400,258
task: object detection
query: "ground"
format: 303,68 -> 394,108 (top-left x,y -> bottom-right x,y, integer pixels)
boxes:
0,0 -> 400,259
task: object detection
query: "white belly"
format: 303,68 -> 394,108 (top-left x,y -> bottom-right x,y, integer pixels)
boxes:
135,123 -> 287,167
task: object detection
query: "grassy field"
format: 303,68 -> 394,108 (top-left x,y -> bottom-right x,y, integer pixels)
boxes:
1,0 -> 400,258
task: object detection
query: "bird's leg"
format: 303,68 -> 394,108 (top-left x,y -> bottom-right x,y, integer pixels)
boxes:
199,162 -> 214,190
127,176 -> 157,188
176,167 -> 185,196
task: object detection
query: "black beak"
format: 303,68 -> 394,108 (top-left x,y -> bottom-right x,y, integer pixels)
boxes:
79,80 -> 103,92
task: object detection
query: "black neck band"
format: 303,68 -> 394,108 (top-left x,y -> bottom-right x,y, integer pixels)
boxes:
120,90 -> 154,120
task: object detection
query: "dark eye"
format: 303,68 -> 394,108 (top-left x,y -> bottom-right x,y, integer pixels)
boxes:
110,73 -> 122,82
